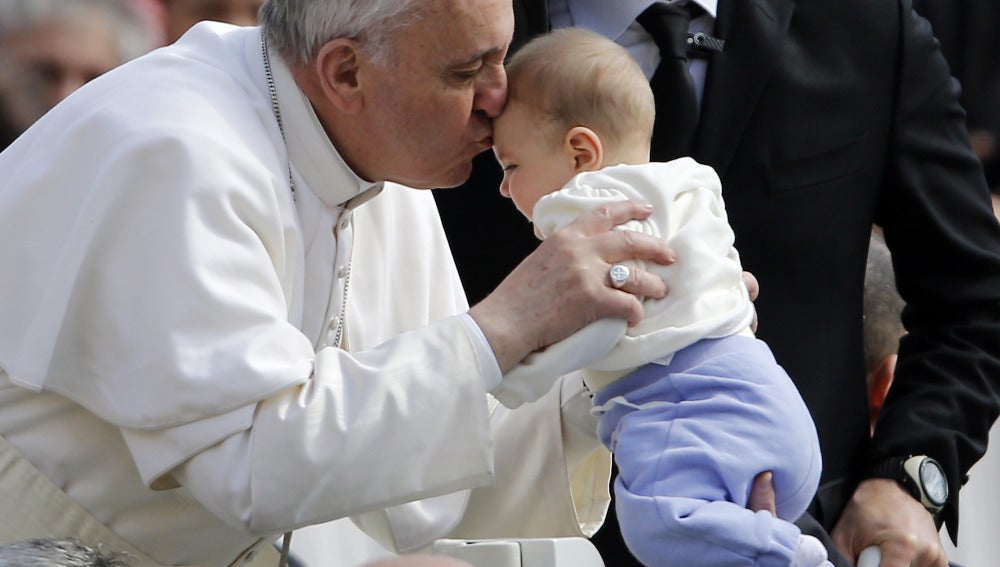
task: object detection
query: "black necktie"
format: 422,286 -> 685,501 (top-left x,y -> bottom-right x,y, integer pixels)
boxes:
636,2 -> 705,161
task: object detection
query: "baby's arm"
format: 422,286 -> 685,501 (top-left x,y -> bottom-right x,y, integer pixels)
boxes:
492,181 -> 637,408
490,318 -> 625,408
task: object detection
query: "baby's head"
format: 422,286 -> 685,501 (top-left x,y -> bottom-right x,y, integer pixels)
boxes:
492,28 -> 654,218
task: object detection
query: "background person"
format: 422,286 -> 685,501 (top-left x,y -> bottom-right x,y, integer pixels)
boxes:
433,1 -> 1000,565
0,0 -> 152,111
0,537 -> 134,567
0,56 -> 44,151
158,0 -> 264,44
912,0 -> 1000,192
862,230 -> 905,435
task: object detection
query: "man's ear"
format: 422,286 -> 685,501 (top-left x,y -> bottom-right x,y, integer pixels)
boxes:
867,353 -> 896,425
315,38 -> 365,114
564,126 -> 603,173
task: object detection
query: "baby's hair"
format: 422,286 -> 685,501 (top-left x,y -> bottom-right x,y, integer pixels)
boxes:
505,28 -> 654,150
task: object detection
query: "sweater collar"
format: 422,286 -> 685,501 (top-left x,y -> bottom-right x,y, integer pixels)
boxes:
257,29 -> 383,210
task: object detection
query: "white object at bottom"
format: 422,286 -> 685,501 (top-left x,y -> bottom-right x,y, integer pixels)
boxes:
856,545 -> 881,567
432,537 -> 605,567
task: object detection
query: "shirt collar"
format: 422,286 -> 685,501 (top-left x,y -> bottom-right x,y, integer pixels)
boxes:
690,0 -> 718,19
261,30 -> 383,210
566,0 -> 718,40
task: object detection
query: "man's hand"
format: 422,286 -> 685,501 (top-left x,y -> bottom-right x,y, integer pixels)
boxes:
831,479 -> 947,567
470,200 -> 674,373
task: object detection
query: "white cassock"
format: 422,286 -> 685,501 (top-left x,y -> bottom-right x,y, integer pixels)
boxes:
0,22 -> 609,566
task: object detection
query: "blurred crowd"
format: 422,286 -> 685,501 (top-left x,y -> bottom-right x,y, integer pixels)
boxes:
0,0 -> 263,149
3,0 -> 993,191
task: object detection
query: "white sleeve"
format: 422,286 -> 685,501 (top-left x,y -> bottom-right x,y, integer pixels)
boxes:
163,329 -> 607,549
170,314 -> 499,535
446,372 -> 610,541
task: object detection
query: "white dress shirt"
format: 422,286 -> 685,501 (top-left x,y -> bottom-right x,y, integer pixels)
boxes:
552,0 -> 718,104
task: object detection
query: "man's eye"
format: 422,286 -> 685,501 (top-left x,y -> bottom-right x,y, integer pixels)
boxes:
503,164 -> 517,172
453,67 -> 481,81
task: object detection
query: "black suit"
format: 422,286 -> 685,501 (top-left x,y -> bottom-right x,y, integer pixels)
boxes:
912,0 -> 1000,188
433,0 -> 1000,564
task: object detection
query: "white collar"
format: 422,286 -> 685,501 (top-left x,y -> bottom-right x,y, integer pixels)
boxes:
251,29 -> 383,210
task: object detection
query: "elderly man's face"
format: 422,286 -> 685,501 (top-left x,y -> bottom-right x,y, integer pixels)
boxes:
359,0 -> 513,189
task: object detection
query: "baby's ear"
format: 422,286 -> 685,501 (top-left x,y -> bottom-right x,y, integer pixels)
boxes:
564,126 -> 603,172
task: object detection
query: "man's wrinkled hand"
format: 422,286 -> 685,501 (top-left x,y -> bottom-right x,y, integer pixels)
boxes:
831,479 -> 947,567
470,200 -> 674,373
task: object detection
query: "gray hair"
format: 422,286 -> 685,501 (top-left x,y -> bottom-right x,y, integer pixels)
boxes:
0,537 -> 134,567
260,0 -> 424,66
0,0 -> 153,63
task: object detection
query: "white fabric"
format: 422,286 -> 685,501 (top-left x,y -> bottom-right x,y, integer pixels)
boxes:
0,433 -> 159,565
495,159 -> 754,407
0,22 -> 605,566
291,519 -> 394,567
791,535 -> 835,567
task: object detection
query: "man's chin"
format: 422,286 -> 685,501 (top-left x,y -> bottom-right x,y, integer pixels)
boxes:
393,157 -> 477,190
431,164 -> 476,189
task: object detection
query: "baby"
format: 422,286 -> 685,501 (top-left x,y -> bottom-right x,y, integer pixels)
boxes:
489,28 -> 831,567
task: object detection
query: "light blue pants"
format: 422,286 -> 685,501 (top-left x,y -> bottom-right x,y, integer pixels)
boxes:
593,336 -> 822,566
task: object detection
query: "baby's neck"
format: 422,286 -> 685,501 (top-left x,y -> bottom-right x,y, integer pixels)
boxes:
601,144 -> 650,168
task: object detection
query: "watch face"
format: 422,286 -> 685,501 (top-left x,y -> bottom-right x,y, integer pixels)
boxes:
920,459 -> 949,506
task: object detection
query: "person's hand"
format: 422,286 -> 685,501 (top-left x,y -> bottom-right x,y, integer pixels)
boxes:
742,271 -> 759,332
831,479 -> 947,567
470,200 -> 674,373
748,470 -> 776,516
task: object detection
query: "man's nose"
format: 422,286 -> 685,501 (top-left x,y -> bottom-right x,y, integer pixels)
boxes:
499,176 -> 511,198
475,66 -> 507,118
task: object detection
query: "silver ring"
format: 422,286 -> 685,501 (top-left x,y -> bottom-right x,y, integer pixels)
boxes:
609,264 -> 630,288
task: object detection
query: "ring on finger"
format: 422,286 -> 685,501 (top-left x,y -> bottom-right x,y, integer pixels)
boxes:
609,264 -> 630,288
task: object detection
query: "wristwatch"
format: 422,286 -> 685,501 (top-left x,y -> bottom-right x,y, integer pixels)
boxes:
870,455 -> 949,514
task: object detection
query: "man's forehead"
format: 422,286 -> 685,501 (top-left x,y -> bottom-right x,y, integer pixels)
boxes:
417,0 -> 513,46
